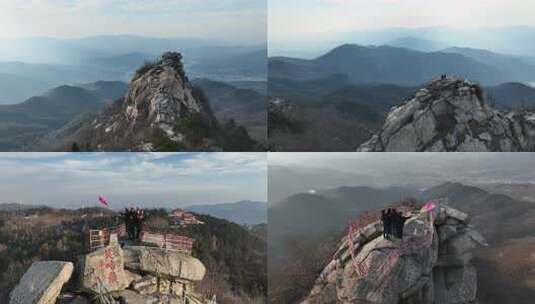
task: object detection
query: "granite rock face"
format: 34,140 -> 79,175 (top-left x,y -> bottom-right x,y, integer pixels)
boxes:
88,52 -> 220,151
10,229 -> 209,303
302,204 -> 486,304
79,241 -> 131,293
9,261 -> 74,304
39,52 -> 221,152
123,246 -> 206,281
358,76 -> 535,152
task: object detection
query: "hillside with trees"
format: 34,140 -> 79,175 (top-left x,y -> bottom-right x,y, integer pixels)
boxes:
0,207 -> 266,303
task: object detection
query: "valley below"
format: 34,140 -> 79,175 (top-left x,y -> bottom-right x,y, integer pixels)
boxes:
0,36 -> 267,151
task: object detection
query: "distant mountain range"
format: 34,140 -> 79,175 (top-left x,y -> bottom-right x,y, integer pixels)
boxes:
191,48 -> 267,80
0,200 -> 268,226
269,186 -> 416,242
338,27 -> 535,57
0,35 -> 266,105
0,62 -> 126,105
79,81 -> 128,102
272,27 -> 535,59
192,78 -> 267,143
186,200 -> 267,225
384,37 -> 449,52
269,181 -> 535,249
0,35 -> 263,65
478,183 -> 535,203
0,72 -> 51,105
0,203 -> 47,212
0,69 -> 266,151
420,182 -> 535,243
269,39 -> 535,151
269,44 -> 535,86
0,81 -> 125,150
485,83 -> 535,109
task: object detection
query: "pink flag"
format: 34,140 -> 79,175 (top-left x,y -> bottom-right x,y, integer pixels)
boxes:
421,201 -> 436,213
98,196 -> 109,207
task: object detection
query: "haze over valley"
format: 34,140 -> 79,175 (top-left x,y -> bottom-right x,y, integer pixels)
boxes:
0,1 -> 267,151
269,153 -> 535,303
268,1 -> 535,151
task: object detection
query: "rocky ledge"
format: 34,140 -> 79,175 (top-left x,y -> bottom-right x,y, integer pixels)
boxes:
358,76 -> 535,152
9,236 -> 208,304
302,204 -> 487,304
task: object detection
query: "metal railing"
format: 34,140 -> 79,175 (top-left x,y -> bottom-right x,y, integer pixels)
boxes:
165,234 -> 194,254
88,224 -> 126,252
140,231 -> 194,255
88,225 -> 194,256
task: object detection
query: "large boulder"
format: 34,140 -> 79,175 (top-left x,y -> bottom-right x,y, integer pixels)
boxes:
303,205 -> 485,304
358,76 -> 535,152
79,239 -> 131,293
9,261 -> 74,304
123,246 -> 206,281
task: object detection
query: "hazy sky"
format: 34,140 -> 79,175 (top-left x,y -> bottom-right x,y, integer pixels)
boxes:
269,0 -> 535,46
270,152 -> 535,191
0,152 -> 267,209
0,0 -> 266,44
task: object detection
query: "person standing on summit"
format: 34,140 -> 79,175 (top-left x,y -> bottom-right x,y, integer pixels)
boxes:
381,210 -> 389,239
128,208 -> 137,241
395,210 -> 410,239
136,209 -> 145,241
386,209 -> 395,239
123,208 -> 132,241
131,208 -> 139,241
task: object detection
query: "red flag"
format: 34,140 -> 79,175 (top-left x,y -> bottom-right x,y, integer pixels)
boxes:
98,196 -> 109,207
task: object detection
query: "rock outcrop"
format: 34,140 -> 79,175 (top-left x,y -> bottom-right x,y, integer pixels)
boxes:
10,235 -> 208,304
38,52 -> 260,151
79,237 -> 131,293
9,261 -> 74,304
302,204 -> 487,304
86,52 -> 216,150
358,76 -> 535,152
123,246 -> 206,281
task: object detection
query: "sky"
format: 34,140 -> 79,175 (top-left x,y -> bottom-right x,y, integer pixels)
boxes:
269,153 -> 535,200
269,0 -> 535,54
0,0 -> 266,44
0,152 -> 267,209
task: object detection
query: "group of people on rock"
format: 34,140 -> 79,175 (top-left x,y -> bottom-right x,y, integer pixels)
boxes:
122,208 -> 145,241
381,208 -> 410,240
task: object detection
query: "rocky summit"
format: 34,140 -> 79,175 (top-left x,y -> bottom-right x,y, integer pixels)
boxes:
86,52 -> 219,151
38,52 -> 258,152
79,237 -> 130,293
9,235 -> 208,304
358,76 -> 535,152
301,204 -> 487,304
